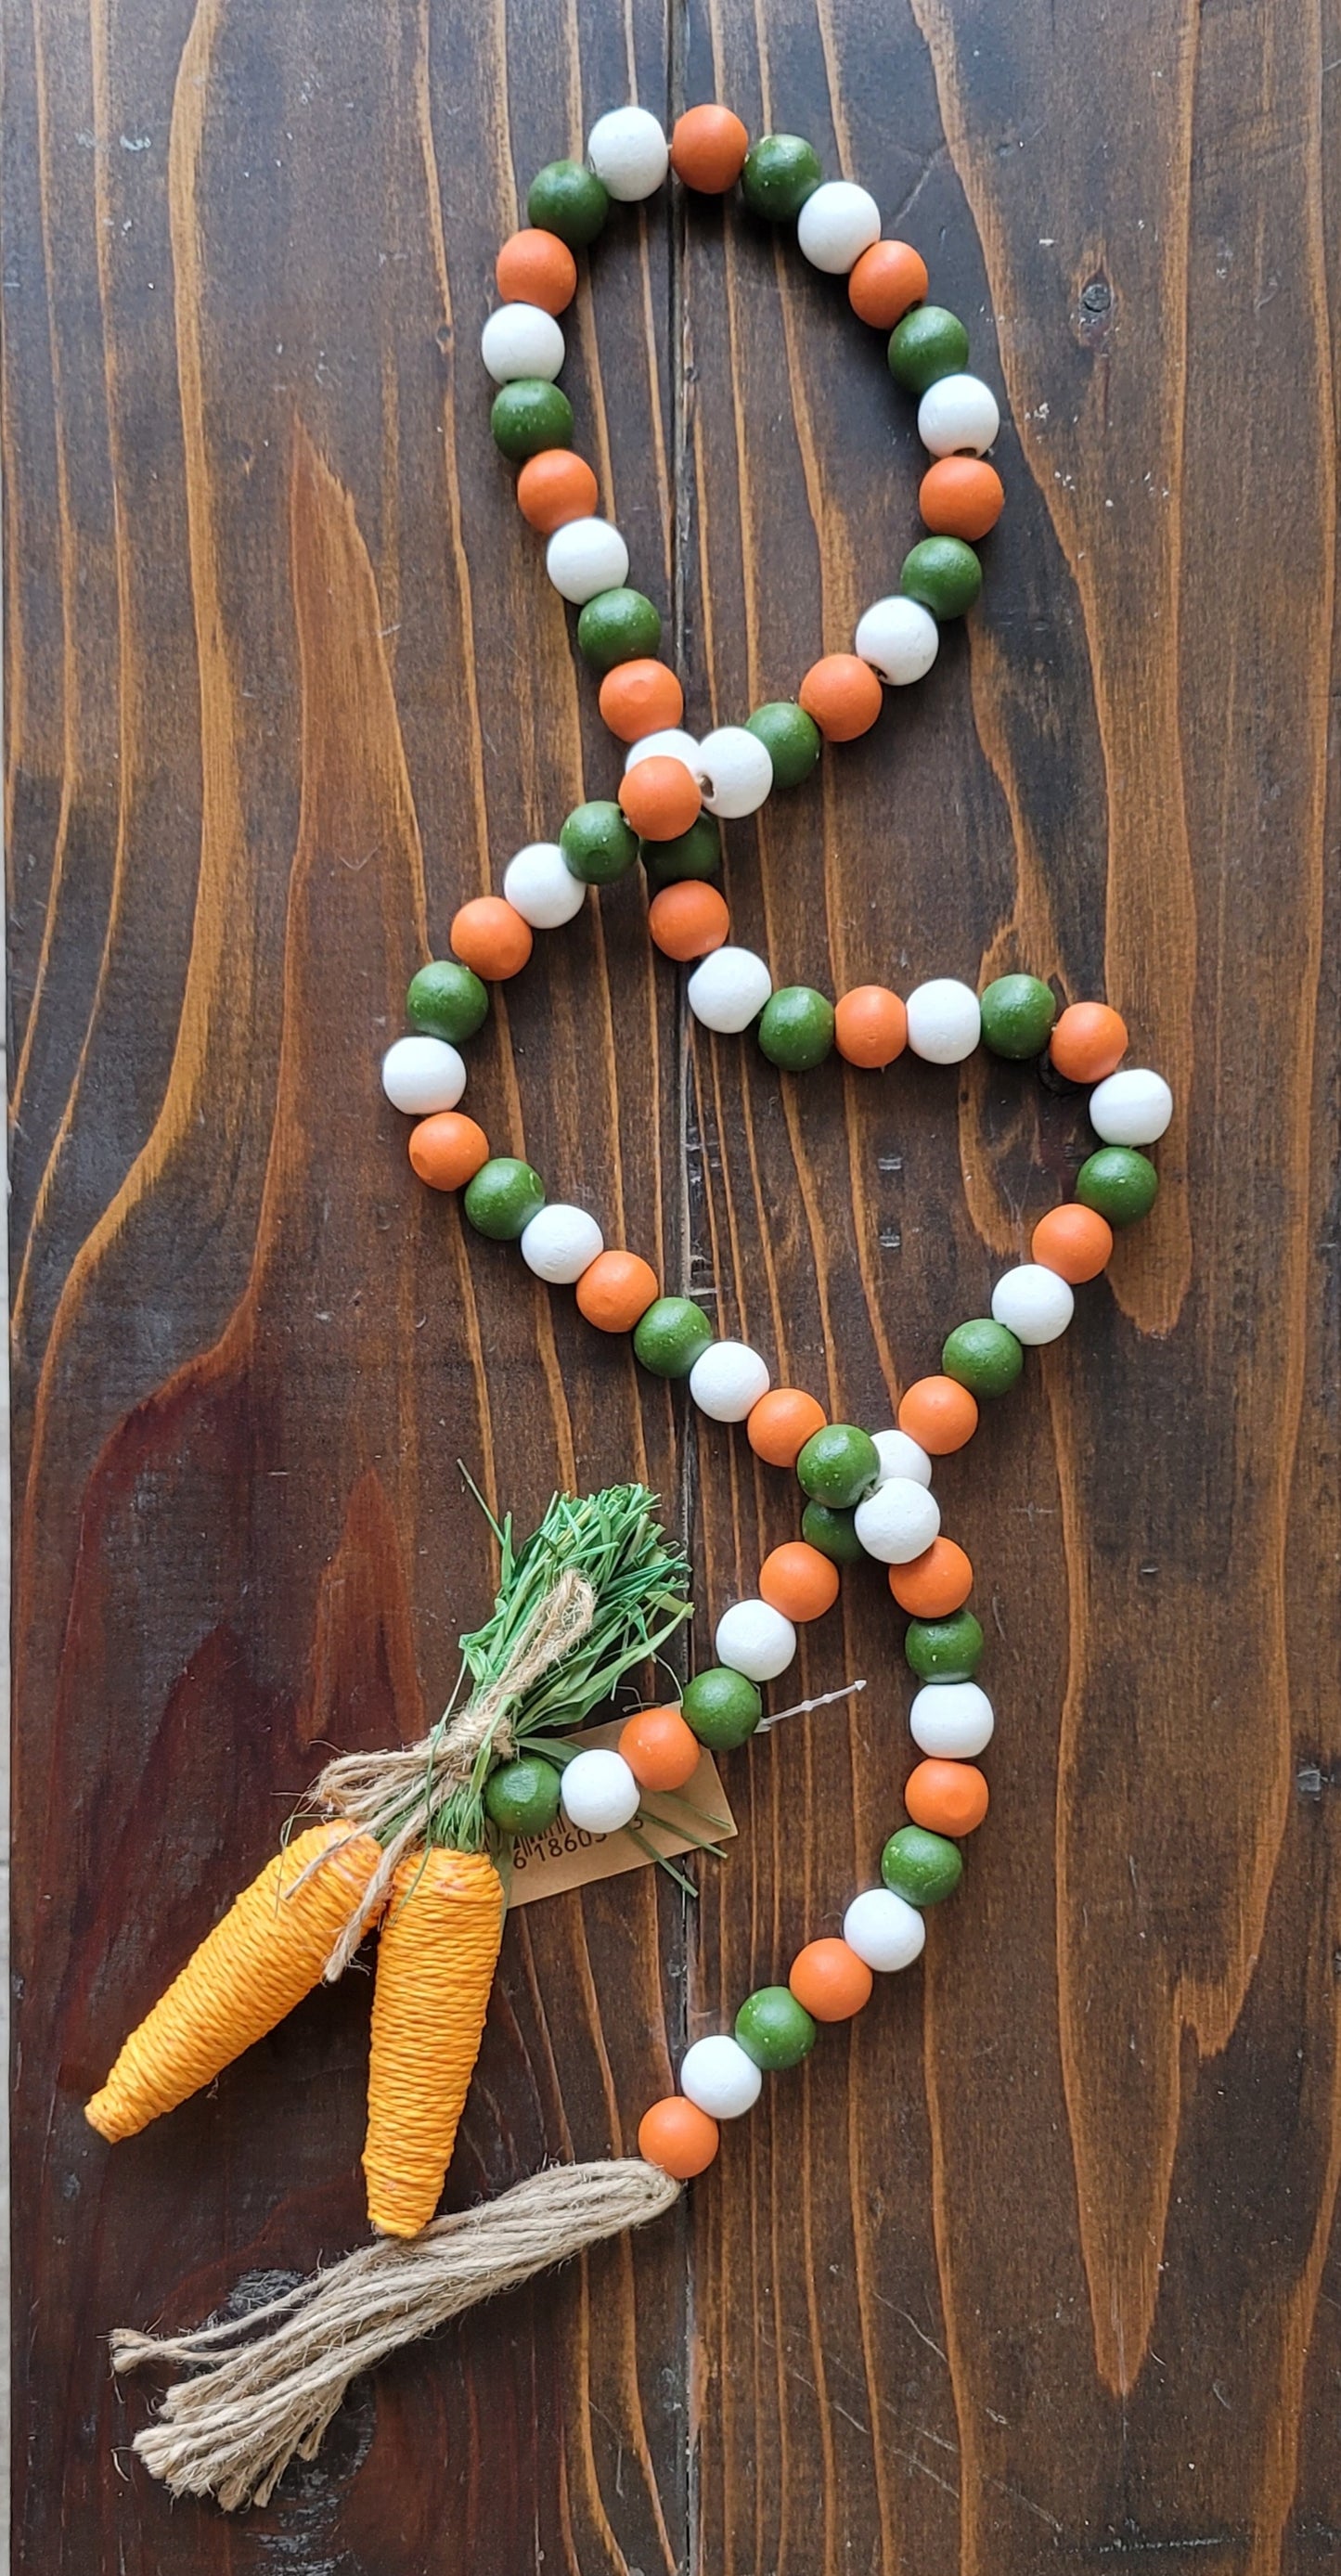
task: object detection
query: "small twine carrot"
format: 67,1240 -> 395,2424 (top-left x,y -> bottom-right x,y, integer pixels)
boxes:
362,1847 -> 505,2237
85,1822 -> 385,2143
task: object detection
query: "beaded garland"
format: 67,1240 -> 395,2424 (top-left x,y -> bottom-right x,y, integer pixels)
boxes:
383,101 -> 1173,2185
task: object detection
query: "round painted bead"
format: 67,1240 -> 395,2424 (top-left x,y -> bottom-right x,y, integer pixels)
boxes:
796,1423 -> 881,1509
641,815 -> 722,889
887,304 -> 969,393
670,104 -> 751,194
625,726 -> 703,774
745,701 -> 822,789
715,1598 -> 797,1683
698,725 -> 774,818
381,1034 -> 467,1114
919,456 -> 1005,540
854,594 -> 939,685
408,1112 -> 491,1192
798,653 -> 883,741
503,840 -> 588,928
896,1377 -> 978,1455
680,1667 -> 762,1750
909,1680 -> 994,1759
1030,1204 -> 1114,1283
741,134 -> 823,223
1050,1000 -> 1129,1083
561,1746 -> 641,1835
451,895 -> 533,981
801,1502 -> 863,1564
916,372 -> 1000,457
735,1986 -> 817,2069
748,1387 -> 828,1468
758,1541 -> 840,1622
463,1156 -> 547,1241
904,1758 -> 990,1839
649,882 -> 730,960
1088,1069 -> 1174,1145
843,1886 -> 926,1972
490,379 -> 574,460
619,757 -> 703,843
901,535 -> 982,620
871,1427 -> 933,1488
496,227 -> 578,316
545,517 -> 630,603
481,302 -> 565,385
516,449 -> 600,533
485,1756 -> 562,1835
526,159 -> 609,248
560,800 -> 639,884
990,1263 -> 1075,1346
834,985 -> 908,1067
905,978 -> 982,1063
576,587 -> 662,674
905,1610 -> 984,1682
687,946 -> 773,1033
788,1938 -> 873,2021
637,2095 -> 720,2179
881,1824 -> 963,1906
586,105 -> 668,201
689,1340 -> 772,1422
520,1203 -> 605,1283
889,1537 -> 974,1617
575,1249 -> 660,1333
406,960 -> 490,1043
633,1295 -> 715,1378
679,2034 -> 763,2120
979,972 -> 1057,1059
600,658 -> 684,741
795,180 -> 881,274
1076,1147 -> 1160,1226
618,1706 -> 701,1792
942,1318 -> 1025,1397
853,1475 -> 940,1565
847,238 -> 928,329
758,985 -> 835,1072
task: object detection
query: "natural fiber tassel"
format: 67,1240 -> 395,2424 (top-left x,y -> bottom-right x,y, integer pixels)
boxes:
111,2157 -> 682,2508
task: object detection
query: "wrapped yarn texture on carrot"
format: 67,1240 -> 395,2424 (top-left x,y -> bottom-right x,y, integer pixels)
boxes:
363,1848 -> 506,2236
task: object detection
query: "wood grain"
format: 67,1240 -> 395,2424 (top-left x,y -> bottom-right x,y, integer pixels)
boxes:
6,0 -> 1340,2567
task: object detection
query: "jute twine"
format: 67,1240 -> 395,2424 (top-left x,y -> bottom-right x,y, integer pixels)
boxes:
111,2157 -> 681,2508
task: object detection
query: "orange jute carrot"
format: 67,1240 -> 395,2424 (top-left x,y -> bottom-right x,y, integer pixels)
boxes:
362,1847 -> 506,2237
85,1822 -> 385,2143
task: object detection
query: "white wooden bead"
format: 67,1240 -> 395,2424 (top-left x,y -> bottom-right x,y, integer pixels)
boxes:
689,1341 -> 772,1422
680,2034 -> 763,2119
1088,1068 -> 1173,1145
796,180 -> 882,275
698,725 -> 773,818
853,1475 -> 940,1565
545,518 -> 630,604
625,727 -> 703,775
503,841 -> 587,929
854,595 -> 939,686
909,1681 -> 994,1758
871,1428 -> 933,1488
687,947 -> 773,1033
520,1203 -> 605,1283
905,978 -> 982,1064
715,1598 -> 796,1682
843,1887 -> 926,1973
990,1263 -> 1075,1346
480,302 -> 565,384
587,106 -> 669,200
916,373 -> 1000,458
560,1747 -> 641,1834
381,1035 -> 467,1114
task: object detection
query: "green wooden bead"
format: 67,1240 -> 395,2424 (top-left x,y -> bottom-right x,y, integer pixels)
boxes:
560,799 -> 639,884
633,1295 -> 714,1378
406,959 -> 489,1044
735,1985 -> 818,2070
484,1757 -> 563,1835
758,985 -> 835,1071
882,1823 -> 963,1907
901,535 -> 982,620
887,305 -> 970,393
680,1667 -> 763,1750
491,379 -> 574,461
801,1501 -> 864,1564
640,815 -> 723,888
1076,1147 -> 1160,1227
905,1610 -> 985,1682
526,159 -> 610,248
746,701 -> 821,790
796,1423 -> 881,1508
941,1318 -> 1025,1397
741,134 -> 823,222
463,1156 -> 547,1241
979,973 -> 1057,1061
576,586 -> 663,674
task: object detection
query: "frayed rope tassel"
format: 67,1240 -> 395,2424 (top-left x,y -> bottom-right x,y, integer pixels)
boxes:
110,2157 -> 681,2510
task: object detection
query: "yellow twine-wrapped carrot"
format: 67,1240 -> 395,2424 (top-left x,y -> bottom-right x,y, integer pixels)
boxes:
362,1847 -> 505,2237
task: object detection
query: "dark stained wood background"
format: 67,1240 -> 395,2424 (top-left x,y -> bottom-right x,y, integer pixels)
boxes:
6,0 -> 1341,2564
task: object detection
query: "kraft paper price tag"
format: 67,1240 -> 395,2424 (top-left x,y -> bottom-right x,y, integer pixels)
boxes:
504,1717 -> 736,1909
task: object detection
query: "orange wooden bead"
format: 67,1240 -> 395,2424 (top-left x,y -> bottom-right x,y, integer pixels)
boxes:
670,104 -> 750,193
758,1541 -> 841,1623
919,456 -> 1005,542
648,881 -> 730,961
575,1248 -> 660,1332
495,226 -> 578,316
599,658 -> 685,742
897,1374 -> 979,1455
515,449 -> 600,535
904,1758 -> 990,1838
450,895 -> 533,980
407,1112 -> 491,1192
619,1705 -> 702,1792
1031,1203 -> 1115,1283
888,1537 -> 974,1618
637,2094 -> 720,2179
798,652 -> 883,742
746,1386 -> 827,1468
789,1938 -> 873,2021
1050,1000 -> 1128,1084
618,755 -> 703,842
847,238 -> 929,329
834,985 -> 908,1068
